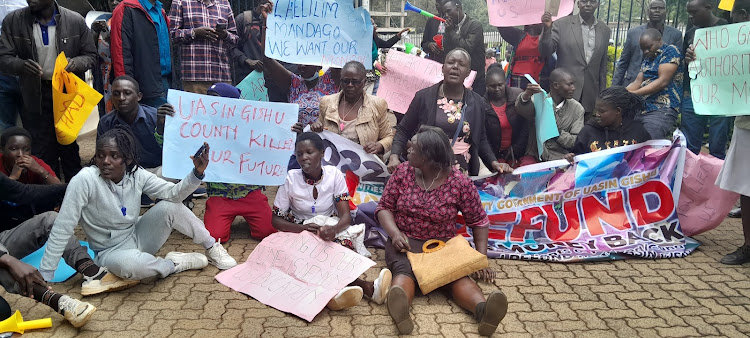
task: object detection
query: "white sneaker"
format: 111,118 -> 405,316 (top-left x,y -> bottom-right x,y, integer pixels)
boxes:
81,267 -> 139,296
371,268 -> 392,305
58,295 -> 96,328
326,286 -> 363,310
206,241 -> 237,270
166,252 -> 208,274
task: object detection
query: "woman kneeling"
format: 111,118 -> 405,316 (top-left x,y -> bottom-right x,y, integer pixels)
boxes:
376,126 -> 508,336
40,127 -> 237,282
272,132 -> 391,310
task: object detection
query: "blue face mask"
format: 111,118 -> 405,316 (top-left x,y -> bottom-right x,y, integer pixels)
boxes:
303,72 -> 320,82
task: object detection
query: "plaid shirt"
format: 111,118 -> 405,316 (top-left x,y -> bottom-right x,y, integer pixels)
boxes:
168,0 -> 238,82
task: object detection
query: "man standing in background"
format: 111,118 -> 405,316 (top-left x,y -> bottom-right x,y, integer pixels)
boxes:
0,0 -> 26,131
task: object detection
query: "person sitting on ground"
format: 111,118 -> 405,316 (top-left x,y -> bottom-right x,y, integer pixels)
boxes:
567,86 -> 652,159
40,127 -> 237,283
387,48 -> 511,176
272,132 -> 392,311
0,174 -> 133,327
97,75 -> 206,207
203,83 -> 275,242
1,127 -> 62,229
516,68 -> 584,164
311,61 -> 395,157
626,28 -> 682,139
484,64 -> 528,167
376,126 -> 507,336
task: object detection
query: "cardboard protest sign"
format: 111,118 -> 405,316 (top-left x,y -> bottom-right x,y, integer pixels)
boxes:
236,71 -> 269,101
689,22 -> 750,116
215,231 -> 375,321
677,151 -> 739,236
51,52 -> 102,145
487,0 -> 575,27
377,51 -> 477,113
265,0 -> 373,69
162,89 -> 298,185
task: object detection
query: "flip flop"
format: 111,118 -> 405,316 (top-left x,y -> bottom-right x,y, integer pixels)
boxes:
387,285 -> 413,334
478,290 -> 508,336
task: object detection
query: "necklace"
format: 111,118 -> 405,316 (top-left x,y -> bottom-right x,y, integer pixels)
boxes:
419,169 -> 442,191
438,85 -> 464,124
108,180 -> 127,216
339,96 -> 363,131
303,170 -> 323,213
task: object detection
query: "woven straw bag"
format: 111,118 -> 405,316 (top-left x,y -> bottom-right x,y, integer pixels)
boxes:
406,236 -> 488,294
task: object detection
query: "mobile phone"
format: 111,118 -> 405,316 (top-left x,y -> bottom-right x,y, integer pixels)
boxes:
94,19 -> 108,31
215,22 -> 227,31
194,144 -> 207,158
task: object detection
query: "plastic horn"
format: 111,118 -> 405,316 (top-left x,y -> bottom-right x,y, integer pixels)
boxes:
404,1 -> 446,22
0,311 -> 52,334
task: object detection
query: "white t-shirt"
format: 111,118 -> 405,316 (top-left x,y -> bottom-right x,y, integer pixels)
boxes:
273,165 -> 348,223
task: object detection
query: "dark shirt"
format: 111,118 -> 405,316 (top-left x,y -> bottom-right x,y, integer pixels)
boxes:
97,105 -> 163,168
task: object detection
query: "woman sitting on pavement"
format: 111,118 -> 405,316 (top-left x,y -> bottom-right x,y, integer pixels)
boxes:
311,60 -> 395,158
484,63 -> 528,167
272,132 -> 392,310
386,48 -> 511,176
568,86 -> 652,157
40,127 -> 237,283
376,126 -> 508,336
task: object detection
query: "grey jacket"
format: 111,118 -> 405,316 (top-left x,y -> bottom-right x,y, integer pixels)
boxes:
612,24 -> 683,87
516,95 -> 585,161
539,15 -> 610,113
0,3 -> 96,115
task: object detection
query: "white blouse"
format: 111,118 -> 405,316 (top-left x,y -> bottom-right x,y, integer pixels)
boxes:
273,165 -> 349,223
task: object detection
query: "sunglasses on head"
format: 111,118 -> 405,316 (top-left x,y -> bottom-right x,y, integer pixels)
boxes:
341,79 -> 363,85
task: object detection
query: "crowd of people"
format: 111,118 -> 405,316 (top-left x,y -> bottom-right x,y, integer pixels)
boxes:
0,0 -> 747,333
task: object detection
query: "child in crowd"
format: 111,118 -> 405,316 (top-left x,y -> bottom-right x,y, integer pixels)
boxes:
40,127 -> 237,282
570,86 -> 652,156
272,132 -> 391,310
203,83 -> 275,242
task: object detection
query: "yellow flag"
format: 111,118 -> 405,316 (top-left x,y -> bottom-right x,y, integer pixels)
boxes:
51,52 -> 102,145
719,0 -> 735,11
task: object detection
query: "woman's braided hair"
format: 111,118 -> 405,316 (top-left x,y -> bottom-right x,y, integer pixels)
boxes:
90,125 -> 141,175
597,86 -> 644,120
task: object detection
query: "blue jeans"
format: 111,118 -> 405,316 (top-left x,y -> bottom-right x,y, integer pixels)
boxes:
680,98 -> 734,159
0,74 -> 22,131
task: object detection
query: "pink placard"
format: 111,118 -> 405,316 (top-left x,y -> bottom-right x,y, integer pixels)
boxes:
677,151 -> 739,237
215,231 -> 375,321
487,0 -> 575,27
377,51 -> 476,114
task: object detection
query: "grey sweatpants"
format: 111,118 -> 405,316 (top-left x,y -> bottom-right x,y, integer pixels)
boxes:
0,212 -> 91,294
95,201 -> 215,280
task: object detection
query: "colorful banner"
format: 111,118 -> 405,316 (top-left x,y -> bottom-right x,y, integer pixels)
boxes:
316,130 -> 390,183
377,51 -> 477,114
215,231 -> 375,321
676,150 -> 739,236
487,0 -> 575,27
265,0 -> 373,69
237,71 -> 269,101
689,22 -> 750,116
51,52 -> 102,145
162,89 -> 298,185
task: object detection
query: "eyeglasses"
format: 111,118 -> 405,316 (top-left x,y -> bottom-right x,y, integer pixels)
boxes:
341,79 -> 363,85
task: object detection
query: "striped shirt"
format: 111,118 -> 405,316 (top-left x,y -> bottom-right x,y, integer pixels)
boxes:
168,0 -> 238,82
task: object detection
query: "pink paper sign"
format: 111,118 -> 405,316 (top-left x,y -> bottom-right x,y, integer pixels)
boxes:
487,0 -> 575,27
677,151 -> 739,236
215,231 -> 375,322
377,51 -> 476,114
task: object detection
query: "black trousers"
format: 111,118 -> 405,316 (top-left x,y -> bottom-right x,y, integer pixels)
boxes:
19,81 -> 82,180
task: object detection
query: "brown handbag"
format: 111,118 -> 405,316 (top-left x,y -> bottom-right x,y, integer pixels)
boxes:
406,236 -> 488,294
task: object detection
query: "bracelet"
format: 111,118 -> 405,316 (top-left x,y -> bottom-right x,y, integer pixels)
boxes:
191,29 -> 196,40
193,168 -> 205,179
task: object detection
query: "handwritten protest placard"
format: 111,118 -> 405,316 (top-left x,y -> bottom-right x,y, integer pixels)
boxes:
315,130 -> 389,182
677,151 -> 739,236
377,51 -> 477,113
51,52 -> 102,145
215,231 -> 375,321
236,71 -> 269,101
487,0 -> 575,27
689,22 -> 750,116
162,89 -> 298,185
265,0 -> 373,69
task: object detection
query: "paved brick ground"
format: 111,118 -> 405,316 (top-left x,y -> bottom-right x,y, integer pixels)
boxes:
5,132 -> 750,337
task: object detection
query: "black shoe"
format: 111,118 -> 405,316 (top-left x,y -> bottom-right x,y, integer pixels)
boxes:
720,245 -> 750,265
478,291 -> 508,336
192,187 -> 207,198
728,207 -> 742,218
